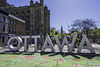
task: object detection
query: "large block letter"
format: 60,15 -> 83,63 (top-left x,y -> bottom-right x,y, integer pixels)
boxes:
41,34 -> 55,52
77,34 -> 95,53
69,34 -> 78,52
7,37 -> 23,51
22,35 -> 40,52
32,36 -> 40,52
54,34 -> 77,52
22,36 -> 29,52
54,35 -> 69,52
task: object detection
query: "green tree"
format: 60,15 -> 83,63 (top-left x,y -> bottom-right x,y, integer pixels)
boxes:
92,28 -> 98,36
50,27 -> 57,36
50,27 -> 58,44
61,25 -> 63,38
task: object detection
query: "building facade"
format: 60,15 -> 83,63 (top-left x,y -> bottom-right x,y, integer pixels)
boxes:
0,8 -> 26,46
8,14 -> 26,37
0,0 -> 50,36
0,8 -> 8,46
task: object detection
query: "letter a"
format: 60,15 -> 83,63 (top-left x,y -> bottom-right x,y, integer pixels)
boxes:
77,34 -> 95,53
41,34 -> 55,52
54,35 -> 69,52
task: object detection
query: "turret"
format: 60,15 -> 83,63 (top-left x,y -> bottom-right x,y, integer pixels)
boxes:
40,0 -> 44,6
30,0 -> 34,6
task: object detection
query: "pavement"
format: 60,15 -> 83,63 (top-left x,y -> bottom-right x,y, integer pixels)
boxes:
0,43 -> 100,54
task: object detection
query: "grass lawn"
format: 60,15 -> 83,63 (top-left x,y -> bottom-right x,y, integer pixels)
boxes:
0,52 -> 100,67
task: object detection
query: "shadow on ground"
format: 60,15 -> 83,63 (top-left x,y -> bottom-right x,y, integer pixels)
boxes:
0,51 -> 100,60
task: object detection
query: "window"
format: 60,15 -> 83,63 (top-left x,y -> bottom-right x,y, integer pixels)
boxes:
11,12 -> 13,15
14,29 -> 16,33
37,20 -> 39,23
26,25 -> 30,28
21,11 -> 24,13
22,16 -> 24,18
27,15 -> 29,18
35,25 -> 36,27
8,20 -> 10,24
11,28 -> 13,33
2,36 -> 5,43
37,15 -> 39,17
16,12 -> 19,14
37,9 -> 39,12
14,22 -> 16,25
3,25 -> 5,32
27,20 -> 30,23
27,10 -> 30,13
26,28 -> 29,30
3,16 -> 5,22
35,20 -> 37,23
35,9 -> 36,12
11,21 -> 13,24
8,27 -> 10,33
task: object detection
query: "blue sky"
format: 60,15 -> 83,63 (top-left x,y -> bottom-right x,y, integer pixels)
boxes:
7,0 -> 100,33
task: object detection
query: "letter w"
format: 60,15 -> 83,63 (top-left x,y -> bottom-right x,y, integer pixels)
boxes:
54,34 -> 77,52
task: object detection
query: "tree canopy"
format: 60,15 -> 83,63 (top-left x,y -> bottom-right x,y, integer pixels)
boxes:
70,19 -> 97,36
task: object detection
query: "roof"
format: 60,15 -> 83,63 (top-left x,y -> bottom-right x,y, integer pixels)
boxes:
0,8 -> 9,15
8,14 -> 25,23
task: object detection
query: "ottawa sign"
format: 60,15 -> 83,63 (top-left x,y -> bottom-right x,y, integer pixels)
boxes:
7,34 -> 95,53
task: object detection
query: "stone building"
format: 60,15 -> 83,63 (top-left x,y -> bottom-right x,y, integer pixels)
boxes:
0,0 -> 50,36
0,8 -> 8,46
8,14 -> 26,37
0,7 -> 26,47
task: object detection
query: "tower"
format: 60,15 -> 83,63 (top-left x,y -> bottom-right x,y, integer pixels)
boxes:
30,0 -> 34,6
40,0 -> 44,6
40,0 -> 44,35
0,0 -> 6,7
